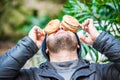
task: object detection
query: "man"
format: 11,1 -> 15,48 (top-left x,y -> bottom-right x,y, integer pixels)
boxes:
0,18 -> 120,80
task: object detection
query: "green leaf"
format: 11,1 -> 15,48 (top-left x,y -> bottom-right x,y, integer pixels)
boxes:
81,44 -> 87,58
82,43 -> 96,62
90,46 -> 99,63
74,12 -> 90,18
78,15 -> 91,22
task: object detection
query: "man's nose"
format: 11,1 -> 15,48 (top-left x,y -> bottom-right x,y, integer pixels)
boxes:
59,24 -> 64,30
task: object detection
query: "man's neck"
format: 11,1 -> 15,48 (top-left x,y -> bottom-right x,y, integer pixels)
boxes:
49,50 -> 78,62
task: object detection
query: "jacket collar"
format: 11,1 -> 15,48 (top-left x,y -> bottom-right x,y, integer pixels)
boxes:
38,61 -> 64,80
38,59 -> 96,80
72,63 -> 96,80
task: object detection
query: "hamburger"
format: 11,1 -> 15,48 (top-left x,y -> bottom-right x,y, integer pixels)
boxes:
44,19 -> 60,35
61,15 -> 80,33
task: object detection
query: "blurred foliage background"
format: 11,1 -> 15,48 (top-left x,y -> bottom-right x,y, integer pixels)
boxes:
0,0 -> 66,41
0,0 -> 120,68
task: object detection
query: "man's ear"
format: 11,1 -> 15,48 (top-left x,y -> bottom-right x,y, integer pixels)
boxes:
77,45 -> 80,49
46,48 -> 49,54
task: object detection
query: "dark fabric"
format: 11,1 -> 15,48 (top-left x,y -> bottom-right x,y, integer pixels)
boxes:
41,33 -> 81,60
0,31 -> 120,80
41,35 -> 48,59
0,36 -> 39,80
51,59 -> 79,80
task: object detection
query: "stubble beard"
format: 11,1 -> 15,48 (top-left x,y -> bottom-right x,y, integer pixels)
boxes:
46,32 -> 78,53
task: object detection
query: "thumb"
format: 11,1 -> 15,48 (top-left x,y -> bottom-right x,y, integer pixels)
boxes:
80,36 -> 88,43
80,36 -> 93,45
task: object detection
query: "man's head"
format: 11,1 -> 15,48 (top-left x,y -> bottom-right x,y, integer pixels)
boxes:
46,29 -> 78,54
42,29 -> 81,61
42,15 -> 81,61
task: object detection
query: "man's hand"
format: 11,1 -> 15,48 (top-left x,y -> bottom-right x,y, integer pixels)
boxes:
80,19 -> 100,45
28,26 -> 45,48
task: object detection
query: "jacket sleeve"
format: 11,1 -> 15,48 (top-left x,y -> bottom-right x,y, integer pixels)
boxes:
0,36 -> 39,80
93,31 -> 120,80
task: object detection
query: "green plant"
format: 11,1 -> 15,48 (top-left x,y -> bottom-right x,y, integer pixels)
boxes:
63,0 -> 120,63
19,15 -> 51,33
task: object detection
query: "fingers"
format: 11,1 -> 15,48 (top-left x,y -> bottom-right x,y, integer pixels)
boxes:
37,28 -> 44,36
32,26 -> 45,36
79,19 -> 100,45
33,26 -> 40,31
83,19 -> 89,27
33,26 -> 45,40
28,26 -> 45,48
81,19 -> 94,32
80,36 -> 93,45
28,25 -> 45,40
83,19 -> 93,27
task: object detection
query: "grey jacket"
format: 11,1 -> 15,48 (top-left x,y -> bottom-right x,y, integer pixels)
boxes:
0,32 -> 120,80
